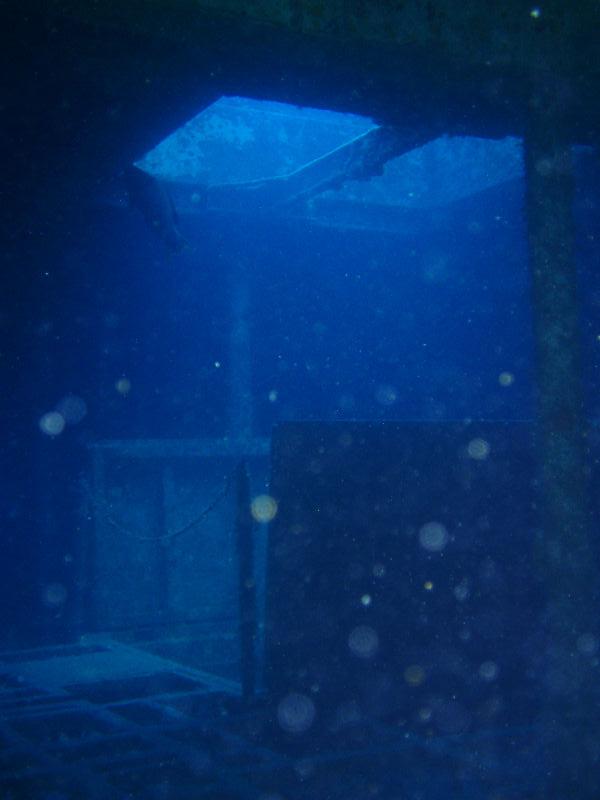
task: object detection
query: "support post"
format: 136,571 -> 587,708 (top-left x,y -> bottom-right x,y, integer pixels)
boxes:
525,67 -> 600,798
229,261 -> 254,442
154,463 -> 169,624
235,460 -> 256,700
87,449 -> 106,632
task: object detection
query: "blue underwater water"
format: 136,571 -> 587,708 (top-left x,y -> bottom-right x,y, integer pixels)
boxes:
2,87 -> 600,800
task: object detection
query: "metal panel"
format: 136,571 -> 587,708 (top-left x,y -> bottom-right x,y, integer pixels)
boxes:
87,441 -> 268,633
265,421 -> 540,735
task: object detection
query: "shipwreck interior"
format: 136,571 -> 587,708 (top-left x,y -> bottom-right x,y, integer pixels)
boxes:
2,2 -> 600,799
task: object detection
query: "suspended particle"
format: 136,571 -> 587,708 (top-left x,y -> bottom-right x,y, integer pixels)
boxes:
530,7 -> 541,18
115,377 -> 131,395
375,384 -> 398,407
419,521 -> 449,552
423,580 -> 434,591
268,390 -> 278,402
453,578 -> 470,602
360,594 -> 372,606
404,664 -> 426,686
467,438 -> 490,460
39,411 -> 66,436
42,583 -> 68,607
479,661 -> 500,681
277,693 -> 316,734
56,394 -> 87,424
294,759 -> 316,780
577,633 -> 599,656
250,494 -> 278,523
498,371 -> 514,386
348,625 -> 379,659
335,700 -> 362,727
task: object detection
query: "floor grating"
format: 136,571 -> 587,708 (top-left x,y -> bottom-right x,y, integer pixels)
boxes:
0,637 -> 545,799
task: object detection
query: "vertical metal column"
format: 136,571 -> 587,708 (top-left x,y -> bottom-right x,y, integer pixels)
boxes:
235,460 -> 256,700
525,66 -> 599,799
87,449 -> 106,632
154,463 -> 169,624
229,260 -> 254,442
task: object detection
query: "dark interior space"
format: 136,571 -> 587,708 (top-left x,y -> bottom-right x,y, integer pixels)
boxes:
2,2 -> 600,799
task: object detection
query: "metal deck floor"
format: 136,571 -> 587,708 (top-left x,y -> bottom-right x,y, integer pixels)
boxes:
0,636 -> 248,799
1,638 -> 545,799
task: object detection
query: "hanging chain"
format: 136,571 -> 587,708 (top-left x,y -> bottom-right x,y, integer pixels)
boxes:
84,469 -> 235,544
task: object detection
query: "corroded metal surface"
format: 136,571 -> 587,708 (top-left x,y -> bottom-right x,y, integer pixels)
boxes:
4,0 -> 600,245
40,0 -> 600,72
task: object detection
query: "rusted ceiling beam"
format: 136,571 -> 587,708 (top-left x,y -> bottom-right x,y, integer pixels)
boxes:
41,0 -> 600,72
3,0 -> 599,245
